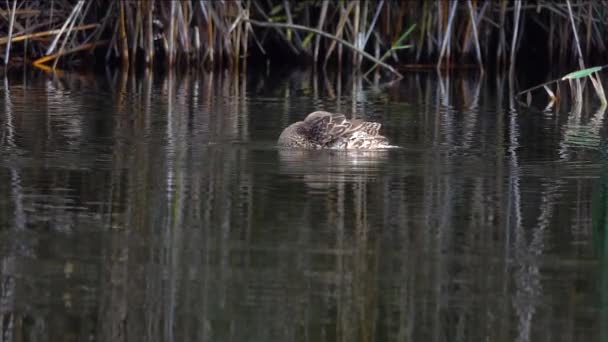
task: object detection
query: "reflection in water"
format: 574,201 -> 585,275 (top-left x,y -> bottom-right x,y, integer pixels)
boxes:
0,68 -> 606,341
278,149 -> 389,190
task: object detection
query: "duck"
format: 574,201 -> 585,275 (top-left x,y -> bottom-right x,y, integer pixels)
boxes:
278,111 -> 390,149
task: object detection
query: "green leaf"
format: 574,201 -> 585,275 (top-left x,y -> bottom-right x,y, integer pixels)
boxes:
391,45 -> 412,50
301,32 -> 315,48
392,24 -> 417,48
268,15 -> 287,23
561,66 -> 604,80
270,4 -> 283,16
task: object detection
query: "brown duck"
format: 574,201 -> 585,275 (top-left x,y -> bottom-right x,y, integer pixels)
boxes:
278,111 -> 390,149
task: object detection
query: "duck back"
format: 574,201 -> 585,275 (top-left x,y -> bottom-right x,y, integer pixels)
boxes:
278,111 -> 391,149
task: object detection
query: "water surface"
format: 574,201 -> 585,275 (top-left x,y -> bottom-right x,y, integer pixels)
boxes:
0,68 -> 607,341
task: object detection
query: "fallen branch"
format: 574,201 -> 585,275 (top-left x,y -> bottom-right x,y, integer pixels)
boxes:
244,19 -> 403,78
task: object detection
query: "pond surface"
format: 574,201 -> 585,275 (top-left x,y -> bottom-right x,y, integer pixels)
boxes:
0,67 -> 607,341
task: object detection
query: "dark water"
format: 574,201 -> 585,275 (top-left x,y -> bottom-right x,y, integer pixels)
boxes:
0,68 -> 607,341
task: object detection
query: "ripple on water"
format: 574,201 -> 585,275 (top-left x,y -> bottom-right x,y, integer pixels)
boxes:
0,71 -> 606,341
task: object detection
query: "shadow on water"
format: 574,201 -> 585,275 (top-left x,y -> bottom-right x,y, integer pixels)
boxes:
0,67 -> 608,341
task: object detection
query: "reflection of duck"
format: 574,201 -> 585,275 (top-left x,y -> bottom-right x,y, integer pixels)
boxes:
278,148 -> 389,189
278,111 -> 391,149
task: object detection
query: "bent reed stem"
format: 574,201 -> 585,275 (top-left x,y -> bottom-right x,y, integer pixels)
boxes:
244,19 -> 403,78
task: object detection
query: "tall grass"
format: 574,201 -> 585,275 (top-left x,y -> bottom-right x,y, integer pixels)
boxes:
1,1 -> 607,73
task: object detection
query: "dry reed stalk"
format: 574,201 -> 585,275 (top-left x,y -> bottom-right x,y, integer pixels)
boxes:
0,8 -> 40,16
566,0 -> 585,69
415,1 -> 427,62
509,0 -> 521,74
363,0 -> 382,50
234,5 -> 243,71
243,5 -> 264,57
357,0 -> 368,67
168,1 -> 176,66
206,2 -> 214,64
193,25 -> 200,61
352,0 -> 360,67
33,39 -> 108,67
497,0 -> 507,66
585,1 -> 592,57
195,2 -> 205,61
105,14 -> 118,62
282,0 -> 302,51
437,0 -> 458,68
1,0 -> 607,72
176,1 -> 189,54
246,19 -> 402,78
314,0 -> 329,63
118,0 -> 128,66
4,0 -> 18,66
46,0 -> 83,55
338,3 -> 348,66
184,1 -> 193,53
131,1 -> 141,65
436,0 -> 443,48
242,0 -> 251,64
426,5 -> 435,58
64,0 -> 95,62
466,0 -> 483,68
1,17 -> 61,42
52,0 -> 86,69
146,0 -> 154,65
0,23 -> 98,46
0,1 -> 25,33
250,1 -> 297,55
565,0 -> 606,104
463,0 -> 484,53
323,1 -> 356,68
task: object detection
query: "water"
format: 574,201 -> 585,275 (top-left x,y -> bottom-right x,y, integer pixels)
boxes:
0,68 -> 607,341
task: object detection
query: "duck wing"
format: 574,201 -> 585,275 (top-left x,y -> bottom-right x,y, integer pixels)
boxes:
307,113 -> 358,145
307,112 -> 386,147
353,120 -> 382,136
345,132 -> 389,149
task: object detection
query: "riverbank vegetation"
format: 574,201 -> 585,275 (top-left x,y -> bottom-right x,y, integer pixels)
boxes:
0,0 -> 607,76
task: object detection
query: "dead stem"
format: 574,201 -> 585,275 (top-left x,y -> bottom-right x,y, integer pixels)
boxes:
33,39 -> 108,67
246,19 -> 403,78
0,0 -> 607,73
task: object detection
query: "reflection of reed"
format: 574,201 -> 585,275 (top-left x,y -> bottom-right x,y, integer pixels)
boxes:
0,68 -> 604,340
560,102 -> 607,157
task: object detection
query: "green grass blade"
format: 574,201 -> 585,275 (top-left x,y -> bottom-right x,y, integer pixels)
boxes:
301,32 -> 314,48
392,24 -> 416,48
561,66 -> 604,80
269,15 -> 287,23
391,45 -> 412,51
270,4 -> 283,16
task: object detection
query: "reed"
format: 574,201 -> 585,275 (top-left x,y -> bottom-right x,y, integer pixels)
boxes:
0,0 -> 607,75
